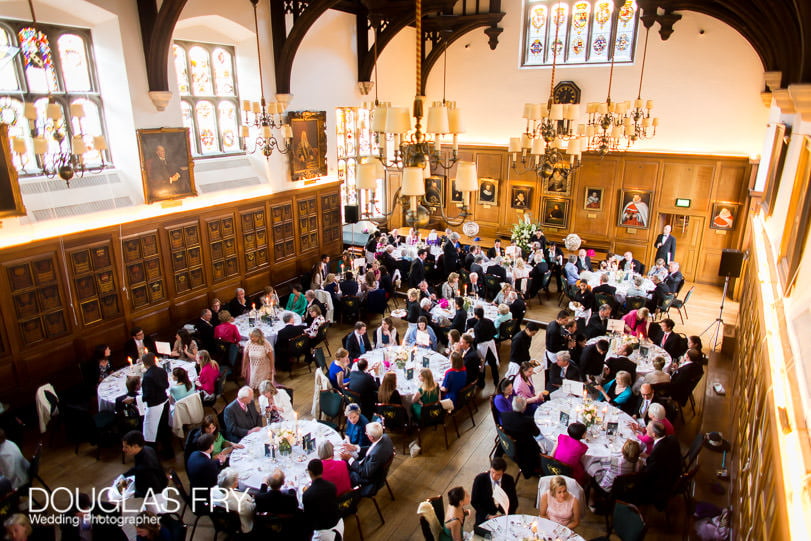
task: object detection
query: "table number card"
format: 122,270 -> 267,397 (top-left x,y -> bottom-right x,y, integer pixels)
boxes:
406,367 -> 414,380
559,411 -> 570,426
606,422 -> 618,436
422,356 -> 430,368
264,443 -> 271,458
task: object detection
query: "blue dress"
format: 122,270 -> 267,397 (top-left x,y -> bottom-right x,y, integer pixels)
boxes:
441,369 -> 467,407
328,361 -> 346,388
345,414 -> 370,447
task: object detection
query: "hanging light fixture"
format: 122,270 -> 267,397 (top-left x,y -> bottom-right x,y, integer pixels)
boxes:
509,6 -> 584,180
240,0 -> 293,159
2,0 -> 109,186
623,22 -> 658,145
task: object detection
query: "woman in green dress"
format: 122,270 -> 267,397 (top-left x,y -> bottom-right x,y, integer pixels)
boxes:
411,368 -> 440,419
285,283 -> 307,316
440,486 -> 471,541
200,414 -> 243,460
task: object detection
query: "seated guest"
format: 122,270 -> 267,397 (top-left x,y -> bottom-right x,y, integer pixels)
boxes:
592,273 -> 617,296
604,344 -> 638,382
328,348 -> 351,389
340,271 -> 359,297
441,273 -> 460,300
405,289 -> 422,327
585,304 -> 612,339
539,476 -> 581,529
342,404 -> 371,452
169,367 -> 195,403
487,239 -> 504,259
467,272 -> 482,297
345,321 -> 373,359
564,256 -> 580,286
303,290 -> 326,325
647,275 -> 673,311
256,285 -> 280,308
514,361 -> 546,413
653,318 -> 681,359
124,327 -> 157,361
211,468 -> 255,534
470,255 -> 485,277
377,372 -> 402,405
641,421 -> 682,508
346,422 -> 394,496
412,368 -> 441,419
459,334 -> 482,386
374,317 -> 399,348
578,339 -> 608,380
197,415 -> 242,462
509,321 -> 539,366
632,403 -> 675,453
621,252 -> 644,274
222,386 -> 261,440
285,284 -> 307,316
507,291 -> 526,324
491,282 -> 511,306
622,307 -> 650,338
170,328 -> 198,362
625,275 -> 649,300
493,379 -> 514,423
670,349 -> 704,406
595,439 -> 643,493
418,281 -> 436,303
493,304 -> 512,338
303,305 -> 325,339
595,370 -> 634,414
441,352 -> 468,408
212,310 -> 240,366
302,459 -> 343,539
258,380 -> 293,422
323,273 -> 342,306
210,298 -> 223,327
442,486 -> 471,541
551,422 -> 588,486
571,280 -> 596,312
450,297 -> 467,333
186,433 -> 221,499
512,258 -> 530,294
471,457 -> 518,526
664,261 -> 684,293
378,245 -> 398,276
359,270 -> 379,302
122,431 -> 167,498
195,350 -> 219,396
486,256 -> 507,282
254,468 -> 301,515
347,358 -> 379,418
115,376 -> 142,425
275,312 -> 307,369
0,429 -> 28,490
546,351 -> 581,392
317,440 -> 352,496
576,248 -> 592,272
500,397 -> 541,476
648,258 -> 669,281
228,288 -> 249,318
404,316 -> 438,350
92,344 -> 113,384
311,254 -> 330,289
642,356 -> 671,387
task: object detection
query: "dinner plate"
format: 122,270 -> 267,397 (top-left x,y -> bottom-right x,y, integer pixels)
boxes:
390,309 -> 407,318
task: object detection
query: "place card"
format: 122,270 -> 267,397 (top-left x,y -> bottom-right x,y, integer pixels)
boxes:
264,443 -> 272,458
606,422 -> 618,436
422,356 -> 430,368
559,411 -> 570,426
639,345 -> 649,357
406,367 -> 414,380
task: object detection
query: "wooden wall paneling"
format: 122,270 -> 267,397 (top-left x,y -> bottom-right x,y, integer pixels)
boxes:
163,219 -> 206,299
64,238 -> 124,330
202,211 -> 240,287
658,161 -> 714,213
612,158 -> 660,250
294,195 -> 319,257
663,215 -> 705,281
0,360 -> 18,404
571,156 -> 621,242
120,229 -> 169,314
444,150 -> 476,223
319,190 -> 342,249
238,205 -> 270,278
270,198 -> 296,264
18,341 -> 80,399
696,249 -> 725,285
472,150 -> 505,229
712,162 -> 748,203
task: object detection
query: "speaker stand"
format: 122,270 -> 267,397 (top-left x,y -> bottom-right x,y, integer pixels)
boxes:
701,275 -> 730,352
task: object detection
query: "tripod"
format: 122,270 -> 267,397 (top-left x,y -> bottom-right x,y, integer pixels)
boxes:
701,275 -> 730,351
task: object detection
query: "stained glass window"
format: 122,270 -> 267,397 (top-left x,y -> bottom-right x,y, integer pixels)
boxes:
173,41 -> 242,156
522,0 -> 639,67
336,105 -> 386,217
0,20 -> 110,175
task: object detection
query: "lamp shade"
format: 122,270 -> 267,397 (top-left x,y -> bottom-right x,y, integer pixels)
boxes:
357,159 -> 383,190
426,104 -> 449,134
385,107 -> 411,134
371,104 -> 388,132
454,161 -> 478,192
531,138 -> 545,155
447,107 -> 464,134
401,167 -> 425,196
508,137 -> 521,153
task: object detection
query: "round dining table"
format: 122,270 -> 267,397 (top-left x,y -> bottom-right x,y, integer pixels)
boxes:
587,335 -> 671,381
358,346 -> 450,400
97,358 -> 198,412
585,271 -> 654,304
430,298 -> 500,324
534,396 -> 639,478
392,244 -> 443,261
233,310 -> 302,347
228,419 -> 343,496
474,514 -> 585,541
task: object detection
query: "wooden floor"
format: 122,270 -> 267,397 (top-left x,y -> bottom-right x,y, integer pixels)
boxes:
25,280 -> 737,540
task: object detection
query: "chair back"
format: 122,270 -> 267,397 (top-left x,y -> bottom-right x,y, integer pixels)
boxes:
651,381 -> 672,397
319,390 -> 345,419
458,269 -> 470,286
419,401 -> 446,428
366,289 -> 387,314
253,512 -> 298,538
484,275 -> 501,300
540,454 -> 572,477
539,271 -> 552,290
288,334 -> 310,356
28,442 -> 43,481
419,516 -> 435,541
337,486 -> 361,518
313,322 -> 329,347
169,470 -> 192,507
626,297 -> 647,311
611,472 -> 645,505
489,395 -> 501,426
342,388 -> 361,405
498,319 -> 516,341
612,500 -> 647,541
457,382 -> 478,410
683,433 -> 704,470
595,292 -> 614,308
495,425 -> 518,462
658,293 -> 676,312
341,296 -> 361,320
313,347 -> 328,373
159,514 -> 188,541
681,286 -> 694,305
375,403 -> 409,431
210,506 -> 242,535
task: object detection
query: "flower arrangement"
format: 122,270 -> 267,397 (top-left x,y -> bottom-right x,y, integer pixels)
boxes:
510,215 -> 539,253
394,348 -> 409,370
275,428 -> 296,455
580,400 -> 600,428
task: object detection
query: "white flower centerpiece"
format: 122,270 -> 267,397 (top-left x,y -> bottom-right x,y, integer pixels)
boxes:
510,215 -> 539,254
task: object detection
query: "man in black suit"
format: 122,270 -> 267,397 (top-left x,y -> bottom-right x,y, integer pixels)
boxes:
121,430 -> 167,498
254,469 -> 301,515
653,224 -> 676,264
379,246 -> 399,276
621,252 -> 644,274
470,457 -> 518,525
546,351 -> 582,391
302,460 -> 341,536
592,273 -> 617,297
228,287 -> 249,318
641,422 -> 682,508
345,321 -> 372,359
467,272 -> 483,297
140,353 -> 172,456
123,327 -> 158,361
470,256 -> 485,278
500,397 -> 541,476
654,318 -> 682,359
508,292 -> 526,324
670,349 -> 704,406
450,297 -> 467,333
460,334 -> 481,386
631,383 -> 662,424
664,261 -> 685,295
486,258 -> 507,283
222,386 -> 262,441
347,358 -> 379,418
545,243 -> 564,291
585,304 -> 612,339
510,322 -> 539,365
647,275 -> 673,311
275,312 -> 307,372
443,234 -> 460,273
603,344 -> 638,382
340,271 -> 359,297
194,308 -> 216,352
579,339 -> 608,380
467,307 -> 498,387
464,245 -> 482,270
575,249 -> 592,272
532,230 -> 547,251
347,422 -> 394,497
186,433 -> 221,503
528,254 -> 549,298
303,290 -> 326,325
409,249 -> 428,287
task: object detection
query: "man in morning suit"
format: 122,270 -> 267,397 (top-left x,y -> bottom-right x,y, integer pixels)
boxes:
664,261 -> 685,295
470,256 -> 485,278
575,249 -> 592,272
487,239 -> 504,260
500,397 -> 541,476
654,224 -> 676,264
467,272 -> 483,297
222,386 -> 261,441
592,273 -> 617,297
254,469 -> 302,515
621,252 -> 645,274
121,431 -> 167,498
409,249 -> 428,287
471,457 -> 518,525
647,275 -> 673,311
579,339 -> 608,380
274,312 -> 307,372
585,304 -> 612,339
186,433 -> 221,502
228,287 -> 249,318
485,257 -> 507,282
510,321 -> 539,365
345,321 -> 372,359
303,459 -> 342,536
670,349 -> 704,406
123,327 -> 157,361
654,318 -> 682,360
347,358 -> 379,419
340,271 -> 359,296
641,421 -> 682,509
347,422 -> 394,497
194,308 -> 216,352
546,351 -> 582,391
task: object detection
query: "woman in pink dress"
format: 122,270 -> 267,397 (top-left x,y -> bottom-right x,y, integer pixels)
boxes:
552,422 -> 589,485
241,328 -> 274,387
622,307 -> 650,339
513,362 -> 546,414
632,403 -> 675,452
317,439 -> 352,495
195,350 -> 219,395
539,476 -> 580,529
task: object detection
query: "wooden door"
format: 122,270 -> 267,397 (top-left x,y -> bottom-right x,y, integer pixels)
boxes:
659,214 -> 704,282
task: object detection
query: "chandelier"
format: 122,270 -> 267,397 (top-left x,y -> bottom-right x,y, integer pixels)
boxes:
509,10 -> 584,180
241,0 -> 292,158
357,0 -> 478,227
624,23 -> 658,145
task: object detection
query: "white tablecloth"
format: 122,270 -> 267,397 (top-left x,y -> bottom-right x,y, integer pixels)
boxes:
97,359 -> 198,412
480,261 -> 514,284
234,311 -> 302,347
392,245 -> 442,261
586,271 -> 654,304
534,396 -> 638,477
358,346 -> 450,396
474,515 -> 585,541
228,420 -> 343,494
587,335 -> 671,380
430,299 -> 499,324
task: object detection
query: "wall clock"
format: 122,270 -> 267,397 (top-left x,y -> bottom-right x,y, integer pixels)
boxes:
554,81 -> 581,104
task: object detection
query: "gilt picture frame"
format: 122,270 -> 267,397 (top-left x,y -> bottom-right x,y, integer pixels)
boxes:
617,189 -> 652,229
136,127 -> 197,204
0,124 -> 27,218
287,111 -> 327,181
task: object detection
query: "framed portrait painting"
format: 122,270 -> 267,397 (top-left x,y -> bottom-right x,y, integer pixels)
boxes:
541,197 -> 570,228
710,202 -> 741,230
136,127 -> 196,204
287,110 -> 327,181
450,179 -> 464,204
511,186 -> 532,210
423,176 -> 443,208
0,124 -> 27,218
543,166 -> 572,196
584,187 -> 603,210
478,178 -> 499,206
617,189 -> 652,229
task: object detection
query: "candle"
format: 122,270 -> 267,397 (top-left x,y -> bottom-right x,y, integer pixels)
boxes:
127,356 -> 133,366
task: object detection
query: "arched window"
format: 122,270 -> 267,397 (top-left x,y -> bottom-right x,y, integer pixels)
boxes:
336,105 -> 387,218
173,41 -> 242,157
522,0 -> 639,67
0,20 -> 109,176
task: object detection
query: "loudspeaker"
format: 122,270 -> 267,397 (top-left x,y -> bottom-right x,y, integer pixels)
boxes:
344,205 -> 359,224
718,249 -> 744,278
